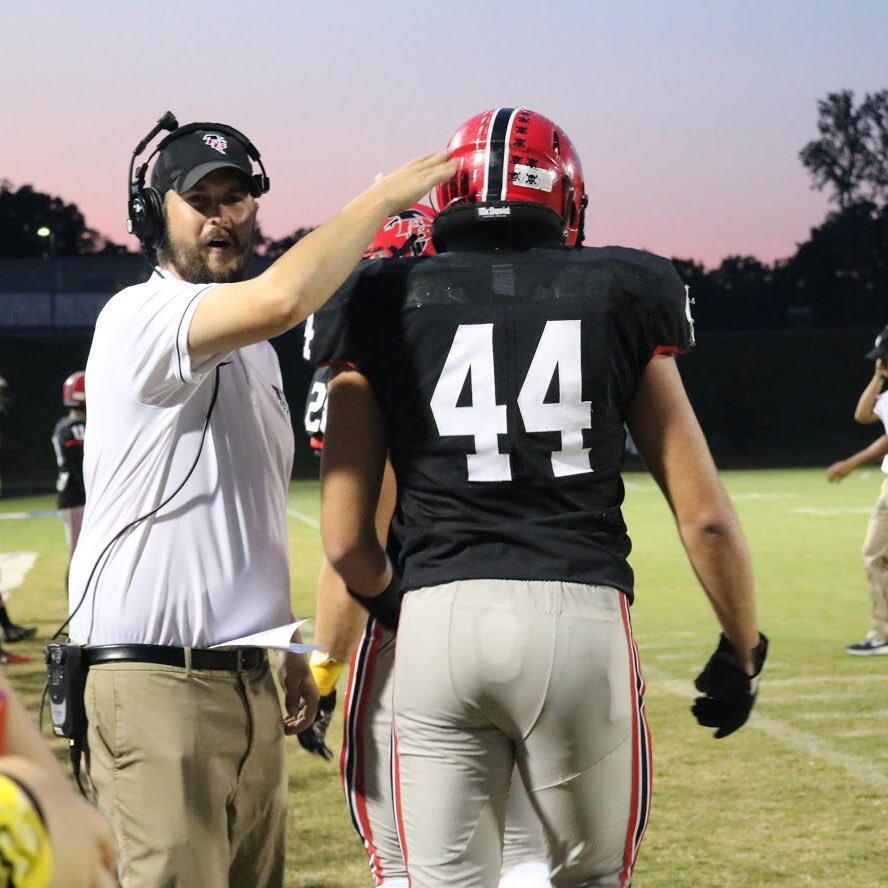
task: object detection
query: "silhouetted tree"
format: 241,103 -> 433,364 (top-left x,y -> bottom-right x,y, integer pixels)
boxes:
0,181 -> 127,257
800,90 -> 888,209
257,227 -> 315,260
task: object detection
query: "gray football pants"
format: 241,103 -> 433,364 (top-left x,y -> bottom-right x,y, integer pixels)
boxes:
392,580 -> 651,888
342,619 -> 549,886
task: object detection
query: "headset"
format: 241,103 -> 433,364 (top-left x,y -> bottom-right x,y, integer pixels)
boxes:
127,110 -> 270,249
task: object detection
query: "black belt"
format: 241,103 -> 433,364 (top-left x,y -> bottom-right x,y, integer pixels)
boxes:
84,644 -> 266,672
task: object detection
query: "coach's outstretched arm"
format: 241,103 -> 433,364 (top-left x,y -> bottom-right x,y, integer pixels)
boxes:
188,153 -> 455,359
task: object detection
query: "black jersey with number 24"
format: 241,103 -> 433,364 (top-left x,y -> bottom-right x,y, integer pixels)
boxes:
308,245 -> 693,602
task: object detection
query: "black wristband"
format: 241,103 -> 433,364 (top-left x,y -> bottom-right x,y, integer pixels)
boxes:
347,571 -> 402,632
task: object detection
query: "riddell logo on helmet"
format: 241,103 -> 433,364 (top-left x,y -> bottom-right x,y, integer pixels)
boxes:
203,134 -> 228,154
477,206 -> 511,218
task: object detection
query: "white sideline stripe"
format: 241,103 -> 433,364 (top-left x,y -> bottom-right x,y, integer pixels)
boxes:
793,507 -> 872,516
0,511 -> 57,520
730,492 -> 800,501
634,631 -> 695,642
648,651 -> 700,661
0,552 -> 38,596
287,508 -> 319,529
638,640 -> 709,651
646,667 -> 888,789
838,728 -> 888,739
765,675 -> 888,688
787,709 -> 888,722
763,690 -> 872,703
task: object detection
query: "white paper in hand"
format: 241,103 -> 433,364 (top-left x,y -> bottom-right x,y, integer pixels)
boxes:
209,620 -> 319,654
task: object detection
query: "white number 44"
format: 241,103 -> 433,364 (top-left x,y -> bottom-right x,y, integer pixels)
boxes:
430,320 -> 592,481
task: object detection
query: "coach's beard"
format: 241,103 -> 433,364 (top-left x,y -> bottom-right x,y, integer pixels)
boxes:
159,228 -> 256,284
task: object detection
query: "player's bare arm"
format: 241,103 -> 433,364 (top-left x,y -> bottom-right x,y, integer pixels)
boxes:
320,368 -> 392,597
853,359 -> 888,424
827,434 -> 888,482
626,354 -> 760,671
188,153 -> 456,359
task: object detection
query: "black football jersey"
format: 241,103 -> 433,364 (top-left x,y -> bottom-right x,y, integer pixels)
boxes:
303,366 -> 331,454
308,246 -> 693,601
52,415 -> 86,509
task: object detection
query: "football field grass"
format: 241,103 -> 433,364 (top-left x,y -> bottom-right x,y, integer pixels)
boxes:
2,467 -> 887,886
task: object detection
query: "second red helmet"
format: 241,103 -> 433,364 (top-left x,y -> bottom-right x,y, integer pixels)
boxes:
363,204 -> 436,260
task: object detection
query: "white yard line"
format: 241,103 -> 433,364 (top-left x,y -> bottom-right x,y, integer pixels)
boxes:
730,492 -> 801,501
646,666 -> 888,789
0,511 -> 57,520
286,507 -> 319,529
763,674 -> 888,688
793,507 -> 872,516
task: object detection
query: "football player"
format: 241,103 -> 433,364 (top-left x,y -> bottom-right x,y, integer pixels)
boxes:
52,371 -> 87,561
315,108 -> 767,887
302,205 -> 550,888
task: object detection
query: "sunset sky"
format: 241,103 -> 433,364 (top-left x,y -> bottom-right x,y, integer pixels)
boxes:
3,0 -> 886,268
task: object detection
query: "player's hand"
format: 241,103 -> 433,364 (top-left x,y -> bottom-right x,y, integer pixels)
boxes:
279,651 -> 320,735
297,691 -> 336,760
826,460 -> 851,482
365,152 -> 457,218
692,632 -> 768,739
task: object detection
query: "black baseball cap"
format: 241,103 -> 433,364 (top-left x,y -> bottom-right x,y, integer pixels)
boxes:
151,126 -> 259,196
866,325 -> 888,360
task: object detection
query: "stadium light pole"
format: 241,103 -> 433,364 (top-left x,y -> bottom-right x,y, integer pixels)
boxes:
36,226 -> 60,328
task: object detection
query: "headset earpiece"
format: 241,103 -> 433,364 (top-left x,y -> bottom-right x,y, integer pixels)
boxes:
127,185 -> 165,248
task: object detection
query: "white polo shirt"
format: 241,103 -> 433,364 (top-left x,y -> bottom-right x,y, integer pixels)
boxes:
875,391 -> 888,473
68,269 -> 295,647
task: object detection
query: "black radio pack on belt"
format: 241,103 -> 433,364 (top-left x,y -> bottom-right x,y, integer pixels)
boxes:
44,643 -> 88,740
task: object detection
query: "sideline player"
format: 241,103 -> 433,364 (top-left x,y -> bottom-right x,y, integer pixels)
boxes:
827,327 -> 888,654
52,371 -> 87,567
317,108 -> 767,886
302,206 -> 550,888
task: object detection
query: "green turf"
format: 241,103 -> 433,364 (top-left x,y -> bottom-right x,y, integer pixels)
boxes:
2,468 -> 887,886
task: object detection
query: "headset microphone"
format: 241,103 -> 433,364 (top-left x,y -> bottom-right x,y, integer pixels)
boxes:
132,110 -> 179,157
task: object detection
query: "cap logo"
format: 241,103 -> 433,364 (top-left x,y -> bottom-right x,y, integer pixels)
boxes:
203,133 -> 228,154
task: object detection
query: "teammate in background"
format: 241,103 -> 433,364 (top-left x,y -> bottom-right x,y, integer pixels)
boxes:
302,207 -> 549,888
318,108 -> 767,886
827,327 -> 888,655
0,371 -> 38,657
52,371 -> 87,567
67,113 -> 454,888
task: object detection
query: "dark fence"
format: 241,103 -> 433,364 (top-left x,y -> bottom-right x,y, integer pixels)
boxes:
0,325 -> 881,493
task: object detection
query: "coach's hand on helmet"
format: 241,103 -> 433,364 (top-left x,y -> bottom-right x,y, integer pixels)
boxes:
361,152 -> 457,218
692,632 -> 768,739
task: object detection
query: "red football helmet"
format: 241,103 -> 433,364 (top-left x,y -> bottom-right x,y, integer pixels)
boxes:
363,204 -> 436,260
62,371 -> 86,408
436,108 -> 586,246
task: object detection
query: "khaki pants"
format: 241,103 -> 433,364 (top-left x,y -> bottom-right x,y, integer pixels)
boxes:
343,619 -> 548,887
862,477 -> 888,640
392,581 -> 651,888
85,658 -> 287,888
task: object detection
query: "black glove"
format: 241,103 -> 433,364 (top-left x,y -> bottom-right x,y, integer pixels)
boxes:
297,691 -> 336,760
692,632 -> 768,739
347,570 -> 402,632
